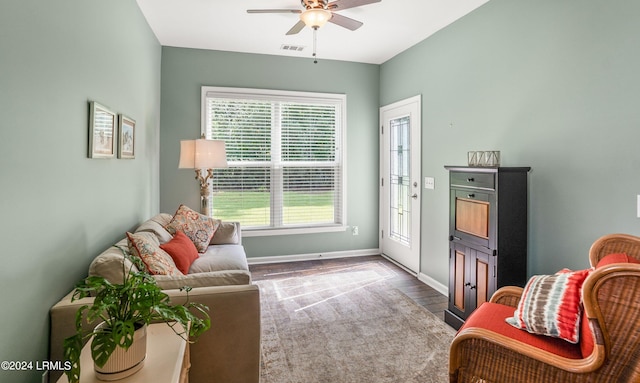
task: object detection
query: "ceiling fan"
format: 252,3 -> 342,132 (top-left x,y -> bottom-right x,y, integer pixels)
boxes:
247,0 -> 381,35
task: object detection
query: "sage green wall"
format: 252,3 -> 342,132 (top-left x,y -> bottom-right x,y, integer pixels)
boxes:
160,47 -> 380,258
0,1 -> 161,382
380,0 -> 640,286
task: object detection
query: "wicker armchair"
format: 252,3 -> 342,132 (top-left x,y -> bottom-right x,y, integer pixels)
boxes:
449,233 -> 640,383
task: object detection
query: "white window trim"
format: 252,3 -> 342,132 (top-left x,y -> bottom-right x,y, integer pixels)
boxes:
201,86 -> 348,237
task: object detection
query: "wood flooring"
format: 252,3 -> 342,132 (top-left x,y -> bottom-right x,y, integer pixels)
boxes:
249,255 -> 451,325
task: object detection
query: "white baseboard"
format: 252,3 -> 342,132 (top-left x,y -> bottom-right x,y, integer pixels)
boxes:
247,248 -> 381,265
418,272 -> 448,297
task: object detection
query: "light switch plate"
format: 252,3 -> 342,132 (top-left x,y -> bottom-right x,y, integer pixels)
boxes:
424,177 -> 435,190
637,195 -> 640,218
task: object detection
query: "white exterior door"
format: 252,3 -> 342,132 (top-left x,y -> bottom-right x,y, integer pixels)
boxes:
380,95 -> 421,273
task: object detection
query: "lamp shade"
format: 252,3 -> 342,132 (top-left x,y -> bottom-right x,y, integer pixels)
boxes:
178,139 -> 228,169
300,8 -> 331,28
178,140 -> 196,168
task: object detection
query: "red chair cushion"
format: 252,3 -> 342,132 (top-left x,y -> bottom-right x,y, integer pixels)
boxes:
596,252 -> 640,268
460,302 -> 583,359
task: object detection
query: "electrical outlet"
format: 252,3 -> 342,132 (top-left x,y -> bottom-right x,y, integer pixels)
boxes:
424,177 -> 435,190
352,226 -> 359,235
637,195 -> 640,218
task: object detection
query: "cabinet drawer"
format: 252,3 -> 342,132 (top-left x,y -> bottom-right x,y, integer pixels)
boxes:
451,189 -> 494,248
450,172 -> 495,190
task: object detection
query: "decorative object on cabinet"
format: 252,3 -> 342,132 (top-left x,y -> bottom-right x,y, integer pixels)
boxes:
89,101 -> 117,158
467,151 -> 500,167
444,166 -> 530,330
117,114 -> 135,159
178,136 -> 228,215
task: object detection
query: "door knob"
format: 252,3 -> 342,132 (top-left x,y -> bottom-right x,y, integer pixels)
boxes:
411,193 -> 418,199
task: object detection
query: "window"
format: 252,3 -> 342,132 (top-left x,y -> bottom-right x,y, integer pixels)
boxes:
201,87 -> 346,235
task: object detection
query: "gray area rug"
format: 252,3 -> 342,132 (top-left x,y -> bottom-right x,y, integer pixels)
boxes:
257,261 -> 456,383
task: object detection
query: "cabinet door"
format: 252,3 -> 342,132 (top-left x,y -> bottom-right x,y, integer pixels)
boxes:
448,242 -> 497,320
471,249 -> 496,310
450,189 -> 494,248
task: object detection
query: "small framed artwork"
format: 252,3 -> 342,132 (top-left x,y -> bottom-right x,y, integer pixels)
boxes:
89,101 -> 117,158
118,114 -> 136,159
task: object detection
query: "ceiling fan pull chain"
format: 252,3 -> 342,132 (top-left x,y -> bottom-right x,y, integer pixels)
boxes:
313,26 -> 318,64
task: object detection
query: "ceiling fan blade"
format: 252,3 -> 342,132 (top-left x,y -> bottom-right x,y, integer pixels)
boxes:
328,13 -> 363,31
247,9 -> 301,14
327,0 -> 381,11
286,20 -> 306,35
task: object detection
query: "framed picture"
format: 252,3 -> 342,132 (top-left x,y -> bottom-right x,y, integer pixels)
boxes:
89,101 -> 116,158
118,114 -> 136,159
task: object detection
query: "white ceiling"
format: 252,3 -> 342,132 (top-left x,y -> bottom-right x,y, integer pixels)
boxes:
136,0 -> 489,65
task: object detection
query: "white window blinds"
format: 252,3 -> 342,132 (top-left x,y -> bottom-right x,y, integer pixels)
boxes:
202,87 -> 345,232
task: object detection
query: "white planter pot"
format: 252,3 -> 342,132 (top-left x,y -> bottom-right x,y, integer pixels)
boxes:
93,322 -> 147,381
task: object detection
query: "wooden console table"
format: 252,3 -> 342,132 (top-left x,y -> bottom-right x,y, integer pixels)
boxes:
57,323 -> 189,383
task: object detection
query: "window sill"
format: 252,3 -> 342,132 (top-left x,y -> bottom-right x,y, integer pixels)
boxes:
242,225 -> 348,237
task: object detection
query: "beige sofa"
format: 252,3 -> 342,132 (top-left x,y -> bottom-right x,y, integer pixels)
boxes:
49,214 -> 261,383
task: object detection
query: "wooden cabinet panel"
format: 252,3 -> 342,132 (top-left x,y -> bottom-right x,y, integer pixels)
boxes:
454,250 -> 466,311
455,198 -> 490,239
474,252 -> 490,307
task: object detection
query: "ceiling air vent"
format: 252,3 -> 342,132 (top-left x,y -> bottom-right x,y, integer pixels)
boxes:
280,44 -> 305,52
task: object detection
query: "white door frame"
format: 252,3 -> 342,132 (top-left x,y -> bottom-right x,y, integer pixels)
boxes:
379,95 -> 421,274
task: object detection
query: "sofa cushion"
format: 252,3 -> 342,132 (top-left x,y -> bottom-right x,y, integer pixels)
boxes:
154,270 -> 251,290
165,205 -> 219,253
189,244 -> 249,275
210,221 -> 239,245
127,232 -> 183,276
135,213 -> 174,244
506,268 -> 592,343
464,302 -> 582,359
89,239 -> 140,284
160,231 -> 200,274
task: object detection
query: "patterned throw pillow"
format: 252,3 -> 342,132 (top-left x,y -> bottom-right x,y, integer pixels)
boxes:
506,268 -> 593,343
165,204 -> 219,253
126,232 -> 183,276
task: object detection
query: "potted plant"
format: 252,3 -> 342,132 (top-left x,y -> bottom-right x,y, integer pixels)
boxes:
63,247 -> 210,383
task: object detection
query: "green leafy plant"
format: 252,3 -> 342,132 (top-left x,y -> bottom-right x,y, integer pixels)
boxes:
63,247 -> 211,383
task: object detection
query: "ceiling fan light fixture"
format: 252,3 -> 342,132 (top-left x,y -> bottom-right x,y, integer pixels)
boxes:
300,8 -> 331,28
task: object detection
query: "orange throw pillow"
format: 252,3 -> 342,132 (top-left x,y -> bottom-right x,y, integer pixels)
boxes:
160,231 -> 199,274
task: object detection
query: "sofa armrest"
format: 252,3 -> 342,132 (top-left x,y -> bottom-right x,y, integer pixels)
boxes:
49,292 -> 99,383
165,284 -> 260,383
50,284 -> 261,383
489,286 -> 523,307
235,222 -> 242,244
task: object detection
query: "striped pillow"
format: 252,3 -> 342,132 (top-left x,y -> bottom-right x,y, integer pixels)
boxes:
506,268 -> 593,343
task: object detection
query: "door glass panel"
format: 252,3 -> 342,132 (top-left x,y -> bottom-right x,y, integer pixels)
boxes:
389,116 -> 410,245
